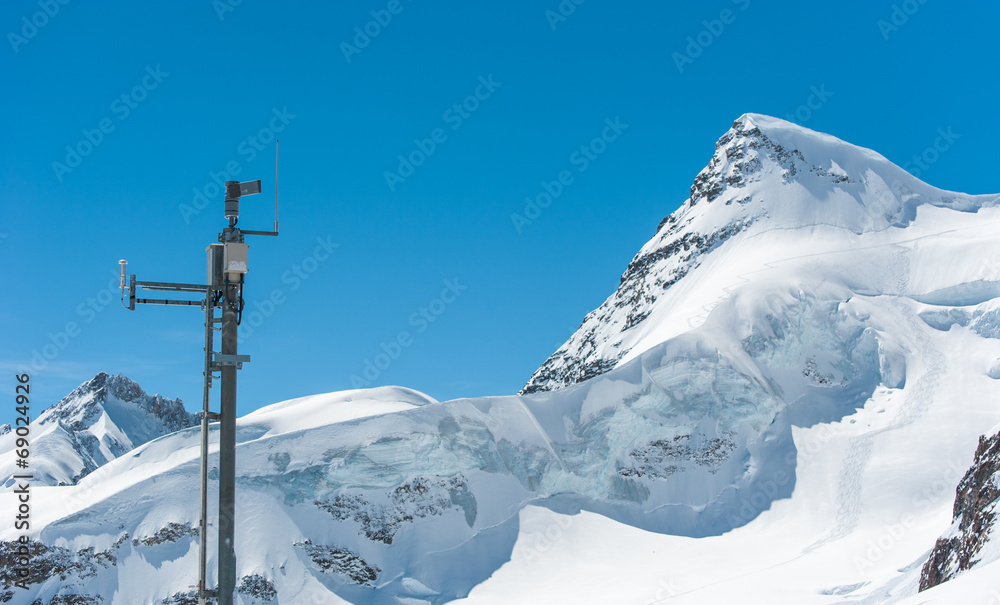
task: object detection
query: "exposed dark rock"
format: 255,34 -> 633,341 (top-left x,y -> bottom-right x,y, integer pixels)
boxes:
238,574 -> 278,601
160,591 -> 199,605
315,476 -> 474,545
919,430 -> 1000,591
46,596 -> 103,605
619,432 -> 737,479
690,118 -> 804,207
295,541 -> 379,585
803,358 -> 835,385
133,522 -> 198,547
0,539 -> 115,591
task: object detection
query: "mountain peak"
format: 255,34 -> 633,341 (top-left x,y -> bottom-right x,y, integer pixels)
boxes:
2,372 -> 196,486
522,114 -> 1000,395
687,113 -> 807,208
70,371 -> 146,404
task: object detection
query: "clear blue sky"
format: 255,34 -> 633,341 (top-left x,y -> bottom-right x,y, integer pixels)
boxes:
2,1 -> 998,419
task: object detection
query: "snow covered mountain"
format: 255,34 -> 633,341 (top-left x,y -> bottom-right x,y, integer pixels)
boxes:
3,114 -> 1000,604
522,114 -> 985,394
0,372 -> 196,487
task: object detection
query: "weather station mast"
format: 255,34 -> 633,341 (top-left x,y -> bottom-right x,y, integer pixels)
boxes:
119,144 -> 280,605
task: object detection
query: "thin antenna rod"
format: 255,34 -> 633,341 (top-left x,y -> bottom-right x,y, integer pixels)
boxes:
274,140 -> 279,234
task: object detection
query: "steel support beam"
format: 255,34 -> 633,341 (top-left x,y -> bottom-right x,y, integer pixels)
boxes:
217,282 -> 239,605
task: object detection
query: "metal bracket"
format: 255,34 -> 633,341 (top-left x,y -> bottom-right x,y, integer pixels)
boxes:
204,412 -> 220,421
211,353 -> 250,370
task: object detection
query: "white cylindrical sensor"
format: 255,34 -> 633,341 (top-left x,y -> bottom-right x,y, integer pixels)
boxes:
119,259 -> 128,290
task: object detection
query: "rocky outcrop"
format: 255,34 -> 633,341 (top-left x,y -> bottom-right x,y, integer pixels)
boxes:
314,475 -> 477,545
919,429 -> 1000,591
295,541 -> 380,586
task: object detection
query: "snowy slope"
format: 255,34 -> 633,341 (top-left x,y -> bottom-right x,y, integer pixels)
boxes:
0,372 -> 196,487
3,115 -> 1000,604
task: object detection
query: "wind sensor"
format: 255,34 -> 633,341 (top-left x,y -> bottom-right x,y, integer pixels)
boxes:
119,142 -> 281,605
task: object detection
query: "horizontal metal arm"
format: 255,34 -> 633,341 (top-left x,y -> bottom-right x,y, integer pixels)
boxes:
135,298 -> 206,307
211,353 -> 250,370
136,280 -> 214,293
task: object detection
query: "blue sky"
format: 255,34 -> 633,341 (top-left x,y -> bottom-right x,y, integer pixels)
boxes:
2,1 -> 998,419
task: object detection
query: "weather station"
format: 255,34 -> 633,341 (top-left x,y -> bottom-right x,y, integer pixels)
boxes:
119,143 -> 281,605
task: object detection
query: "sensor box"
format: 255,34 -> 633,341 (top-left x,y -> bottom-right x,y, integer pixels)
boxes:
224,243 -> 249,274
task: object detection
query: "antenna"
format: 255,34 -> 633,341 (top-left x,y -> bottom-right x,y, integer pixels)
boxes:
237,146 -> 279,237
274,139 -> 279,235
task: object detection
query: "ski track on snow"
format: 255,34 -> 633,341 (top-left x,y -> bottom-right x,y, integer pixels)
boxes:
803,245 -> 946,554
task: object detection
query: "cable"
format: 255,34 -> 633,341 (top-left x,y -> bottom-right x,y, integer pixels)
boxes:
234,284 -> 245,325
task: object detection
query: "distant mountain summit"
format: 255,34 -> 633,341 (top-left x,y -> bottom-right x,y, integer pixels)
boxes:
522,113 -> 993,394
0,372 -> 195,486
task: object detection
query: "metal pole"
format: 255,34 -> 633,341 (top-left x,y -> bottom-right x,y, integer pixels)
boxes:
198,291 -> 214,605
217,277 -> 238,605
